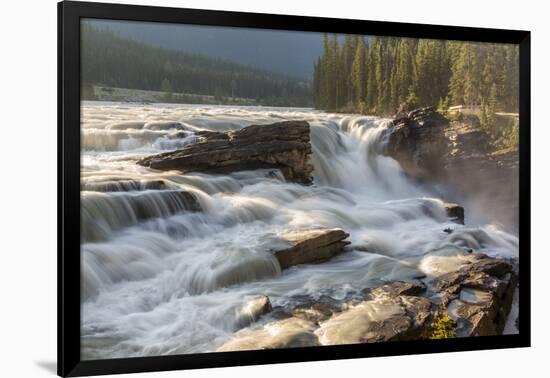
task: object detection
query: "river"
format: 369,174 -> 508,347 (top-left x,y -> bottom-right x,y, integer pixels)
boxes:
80,102 -> 518,359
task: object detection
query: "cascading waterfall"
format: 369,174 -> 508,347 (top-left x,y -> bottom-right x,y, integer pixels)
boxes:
80,103 -> 518,360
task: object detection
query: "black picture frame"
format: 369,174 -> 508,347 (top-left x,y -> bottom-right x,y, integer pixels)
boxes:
58,1 -> 531,376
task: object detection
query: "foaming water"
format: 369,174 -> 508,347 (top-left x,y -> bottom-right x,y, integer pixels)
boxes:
80,102 -> 518,359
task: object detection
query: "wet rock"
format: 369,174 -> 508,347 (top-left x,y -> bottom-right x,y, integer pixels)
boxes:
444,202 -> 464,224
447,297 -> 499,337
401,296 -> 433,339
137,121 -> 314,184
433,256 -> 513,292
269,292 -> 348,322
469,258 -> 513,277
237,295 -> 272,328
217,317 -> 320,351
385,107 -> 450,180
359,314 -> 412,343
432,254 -> 517,336
273,228 -> 351,269
370,281 -> 426,297
315,294 -> 433,344
81,179 -> 168,192
291,302 -> 342,323
315,299 -> 405,344
81,189 -> 202,242
219,255 -> 515,349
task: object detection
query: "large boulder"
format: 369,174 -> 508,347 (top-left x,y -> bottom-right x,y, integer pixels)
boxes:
137,121 -> 314,185
385,107 -> 450,180
273,228 -> 351,269
431,254 -> 517,337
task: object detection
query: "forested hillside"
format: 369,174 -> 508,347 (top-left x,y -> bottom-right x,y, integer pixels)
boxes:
81,23 -> 312,106
313,35 -> 519,116
88,19 -> 322,80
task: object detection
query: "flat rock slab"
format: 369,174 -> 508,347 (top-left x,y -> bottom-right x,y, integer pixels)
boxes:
137,120 -> 314,185
273,228 -> 351,269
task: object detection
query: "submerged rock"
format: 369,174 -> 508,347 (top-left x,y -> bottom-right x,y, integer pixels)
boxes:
444,202 -> 465,224
137,121 -> 314,184
81,190 -> 202,242
236,295 -> 273,329
81,179 -> 168,192
273,228 -> 351,269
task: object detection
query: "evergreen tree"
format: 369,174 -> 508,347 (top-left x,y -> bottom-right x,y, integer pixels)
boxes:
366,38 -> 379,112
309,33 -> 519,118
351,36 -> 367,106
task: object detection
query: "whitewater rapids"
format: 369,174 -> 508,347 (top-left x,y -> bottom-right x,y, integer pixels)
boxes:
80,102 -> 518,359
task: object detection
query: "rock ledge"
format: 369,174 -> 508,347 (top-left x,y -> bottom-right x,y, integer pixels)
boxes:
137,121 -> 314,184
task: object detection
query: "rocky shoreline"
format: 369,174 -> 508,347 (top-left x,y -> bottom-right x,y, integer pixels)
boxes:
218,252 -> 517,351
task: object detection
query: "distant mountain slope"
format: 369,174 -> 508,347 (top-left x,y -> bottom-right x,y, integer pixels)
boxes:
87,19 -> 322,80
81,23 -> 312,106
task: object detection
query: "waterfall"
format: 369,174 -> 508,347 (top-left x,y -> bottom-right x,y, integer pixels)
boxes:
80,103 -> 518,360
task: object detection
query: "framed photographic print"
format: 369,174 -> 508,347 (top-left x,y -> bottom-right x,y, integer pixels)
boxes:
58,0 -> 530,376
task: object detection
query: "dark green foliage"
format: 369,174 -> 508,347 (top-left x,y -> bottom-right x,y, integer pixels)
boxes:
81,22 -> 311,106
313,36 -> 519,117
437,96 -> 450,116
